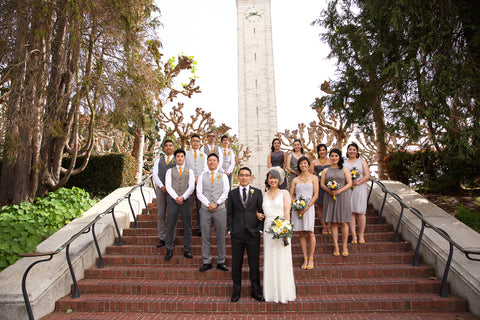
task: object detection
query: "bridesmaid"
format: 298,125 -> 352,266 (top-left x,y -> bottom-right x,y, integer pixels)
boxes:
267,138 -> 287,189
321,149 -> 352,257
309,143 -> 331,235
344,142 -> 371,244
285,139 -> 306,190
290,157 -> 318,269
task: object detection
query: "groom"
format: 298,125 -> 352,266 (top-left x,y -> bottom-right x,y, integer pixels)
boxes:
227,167 -> 264,302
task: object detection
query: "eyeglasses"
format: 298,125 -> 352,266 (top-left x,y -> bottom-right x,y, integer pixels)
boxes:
207,135 -> 215,137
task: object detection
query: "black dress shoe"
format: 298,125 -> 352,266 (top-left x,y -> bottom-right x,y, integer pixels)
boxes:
231,292 -> 240,302
184,251 -> 193,259
196,230 -> 202,237
164,249 -> 173,260
199,263 -> 212,272
156,240 -> 165,248
251,293 -> 265,302
216,263 -> 229,271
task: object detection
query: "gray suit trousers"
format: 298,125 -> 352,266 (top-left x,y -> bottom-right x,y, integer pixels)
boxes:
155,187 -> 168,241
200,205 -> 227,264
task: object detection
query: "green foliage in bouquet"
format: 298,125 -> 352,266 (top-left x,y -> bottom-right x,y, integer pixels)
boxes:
0,187 -> 96,271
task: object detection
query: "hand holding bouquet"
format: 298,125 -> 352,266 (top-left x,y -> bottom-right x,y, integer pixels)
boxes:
327,179 -> 341,201
267,216 -> 294,246
350,167 -> 359,189
291,196 -> 310,219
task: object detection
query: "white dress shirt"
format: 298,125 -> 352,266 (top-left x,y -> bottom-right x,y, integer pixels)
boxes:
196,168 -> 230,207
165,165 -> 195,199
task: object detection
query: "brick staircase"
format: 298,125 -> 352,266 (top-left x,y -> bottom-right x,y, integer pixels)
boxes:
41,201 -> 479,320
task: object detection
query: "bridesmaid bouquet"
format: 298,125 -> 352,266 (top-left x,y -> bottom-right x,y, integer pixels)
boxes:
267,216 -> 293,246
291,196 -> 310,219
350,167 -> 359,190
327,179 -> 341,201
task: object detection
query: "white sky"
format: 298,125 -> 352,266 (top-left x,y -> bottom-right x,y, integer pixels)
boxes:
156,0 -> 336,135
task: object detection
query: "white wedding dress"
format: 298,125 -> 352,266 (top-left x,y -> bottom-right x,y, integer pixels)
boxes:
262,190 -> 296,303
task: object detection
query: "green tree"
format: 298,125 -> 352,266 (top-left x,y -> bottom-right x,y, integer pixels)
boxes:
313,0 -> 480,186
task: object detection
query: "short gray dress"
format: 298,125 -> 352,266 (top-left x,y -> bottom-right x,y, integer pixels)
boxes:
291,182 -> 315,232
314,164 -> 330,205
344,158 -> 367,214
323,167 -> 352,223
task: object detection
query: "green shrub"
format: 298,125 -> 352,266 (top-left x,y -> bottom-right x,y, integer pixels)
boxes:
0,187 -> 96,271
455,204 -> 480,233
63,153 -> 136,197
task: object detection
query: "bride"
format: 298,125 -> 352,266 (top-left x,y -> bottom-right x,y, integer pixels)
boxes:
257,166 -> 296,303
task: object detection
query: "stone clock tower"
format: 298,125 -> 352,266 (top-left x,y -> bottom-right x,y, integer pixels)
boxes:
237,0 -> 278,185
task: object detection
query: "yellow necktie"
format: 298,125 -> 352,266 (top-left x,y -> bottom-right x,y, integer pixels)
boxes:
210,171 -> 214,183
224,149 -> 226,157
194,149 -> 197,159
210,146 -> 213,153
166,156 -> 170,165
179,166 -> 182,177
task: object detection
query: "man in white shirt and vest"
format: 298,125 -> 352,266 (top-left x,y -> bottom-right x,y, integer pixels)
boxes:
185,134 -> 208,237
152,139 -> 176,248
196,153 -> 230,272
219,134 -> 235,190
164,148 -> 195,260
203,131 -> 223,168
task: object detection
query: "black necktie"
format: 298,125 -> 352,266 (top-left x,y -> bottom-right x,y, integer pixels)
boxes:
242,187 -> 247,203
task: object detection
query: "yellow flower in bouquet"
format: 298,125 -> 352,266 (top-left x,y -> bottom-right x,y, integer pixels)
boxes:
291,196 -> 310,219
267,216 -> 294,246
327,179 -> 341,201
351,167 -> 360,190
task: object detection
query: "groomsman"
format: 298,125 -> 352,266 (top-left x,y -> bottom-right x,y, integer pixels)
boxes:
152,139 -> 176,248
227,167 -> 265,302
196,153 -> 230,272
219,135 -> 235,189
185,134 -> 208,236
203,131 -> 223,168
164,149 -> 195,260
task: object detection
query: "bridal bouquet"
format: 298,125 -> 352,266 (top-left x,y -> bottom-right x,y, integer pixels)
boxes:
350,167 -> 359,189
291,196 -> 310,219
267,216 -> 293,246
327,179 -> 341,201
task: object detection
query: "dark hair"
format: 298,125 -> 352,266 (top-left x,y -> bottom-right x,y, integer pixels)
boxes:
316,144 -> 327,157
191,134 -> 200,140
221,134 -> 229,142
297,156 -> 310,172
347,142 -> 360,158
207,153 -> 219,161
292,139 -> 305,154
238,166 -> 251,175
264,170 -> 282,189
174,148 -> 186,157
271,138 -> 281,152
329,148 -> 344,169
207,130 -> 215,136
164,139 -> 174,147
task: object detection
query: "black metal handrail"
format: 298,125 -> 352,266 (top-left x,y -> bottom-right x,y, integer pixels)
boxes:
366,177 -> 480,298
18,174 -> 153,320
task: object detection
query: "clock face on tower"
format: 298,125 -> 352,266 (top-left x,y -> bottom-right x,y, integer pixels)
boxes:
244,5 -> 264,23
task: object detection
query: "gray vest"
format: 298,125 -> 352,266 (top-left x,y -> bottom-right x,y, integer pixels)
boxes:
222,149 -> 233,171
157,156 -> 176,184
186,149 -> 205,178
203,145 -> 219,156
171,167 -> 190,197
201,171 -> 225,209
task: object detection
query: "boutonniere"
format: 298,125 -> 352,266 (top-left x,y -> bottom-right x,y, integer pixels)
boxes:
184,169 -> 189,175
250,189 -> 254,194
200,153 -> 204,158
217,174 -> 222,180
228,151 -> 233,156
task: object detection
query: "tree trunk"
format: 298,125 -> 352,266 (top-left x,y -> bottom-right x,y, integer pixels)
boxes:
0,0 -> 55,205
371,95 -> 388,179
132,126 -> 145,184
